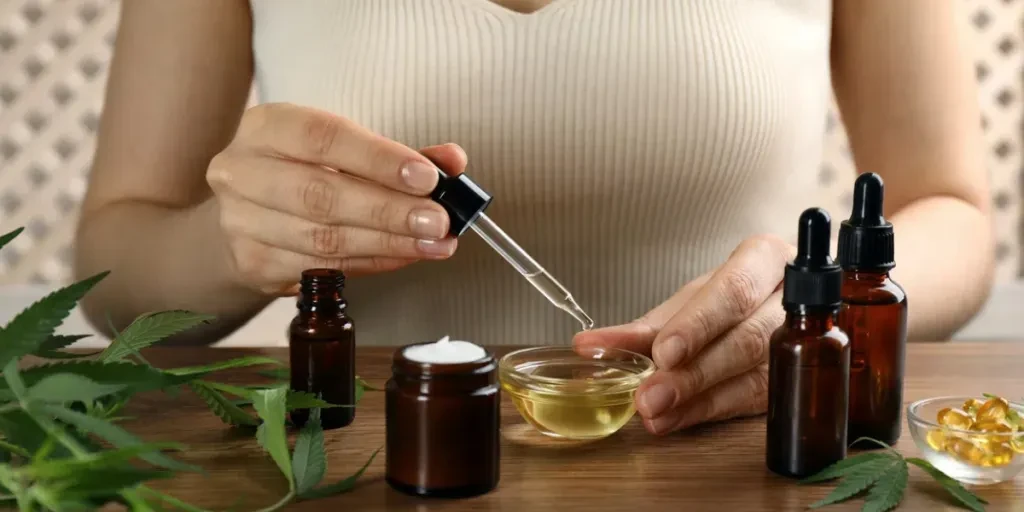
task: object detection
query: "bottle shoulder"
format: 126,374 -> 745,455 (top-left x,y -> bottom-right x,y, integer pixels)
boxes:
841,275 -> 907,305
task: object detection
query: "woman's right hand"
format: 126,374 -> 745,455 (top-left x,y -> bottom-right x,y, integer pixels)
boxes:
206,102 -> 462,296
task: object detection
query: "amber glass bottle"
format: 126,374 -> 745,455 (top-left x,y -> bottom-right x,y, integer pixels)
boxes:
385,342 -> 500,498
837,173 -> 907,447
766,208 -> 851,479
289,269 -> 355,430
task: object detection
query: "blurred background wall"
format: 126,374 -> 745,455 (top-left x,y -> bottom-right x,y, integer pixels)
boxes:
0,0 -> 1021,344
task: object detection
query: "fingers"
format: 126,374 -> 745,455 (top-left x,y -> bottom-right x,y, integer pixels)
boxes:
572,271 -> 713,357
208,154 -> 452,240
642,363 -> 770,435
228,237 -> 417,295
651,235 -> 795,370
420,143 -> 468,177
218,195 -> 458,261
635,290 -> 782,420
234,103 -> 441,195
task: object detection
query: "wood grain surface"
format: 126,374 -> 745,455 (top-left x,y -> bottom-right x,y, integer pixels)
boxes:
123,343 -> 1024,511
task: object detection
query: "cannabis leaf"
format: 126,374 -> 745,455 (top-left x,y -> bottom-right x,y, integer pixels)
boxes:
905,458 -> 988,512
0,227 -> 24,252
252,388 -> 293,491
39,404 -> 199,473
808,457 -> 899,509
99,311 -> 215,362
187,382 -> 258,427
165,356 -> 282,376
0,271 -> 109,368
802,438 -> 988,511
298,447 -> 382,500
32,335 -> 100,359
291,409 -> 326,495
26,374 -> 128,403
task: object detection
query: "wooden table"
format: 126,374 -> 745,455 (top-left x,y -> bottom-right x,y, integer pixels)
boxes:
127,343 -> 1024,511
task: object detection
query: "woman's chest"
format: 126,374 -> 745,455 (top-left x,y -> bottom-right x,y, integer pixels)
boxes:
250,0 -> 833,228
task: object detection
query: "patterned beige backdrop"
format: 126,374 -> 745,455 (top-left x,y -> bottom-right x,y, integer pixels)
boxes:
1,0 -> 1022,285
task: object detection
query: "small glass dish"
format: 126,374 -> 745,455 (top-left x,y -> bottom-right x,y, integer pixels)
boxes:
907,396 -> 1024,485
498,346 -> 655,441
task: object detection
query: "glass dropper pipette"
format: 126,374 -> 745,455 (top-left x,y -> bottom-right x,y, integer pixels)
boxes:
429,168 -> 595,331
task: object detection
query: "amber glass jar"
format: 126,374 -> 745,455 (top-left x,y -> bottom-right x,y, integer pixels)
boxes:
385,342 -> 500,498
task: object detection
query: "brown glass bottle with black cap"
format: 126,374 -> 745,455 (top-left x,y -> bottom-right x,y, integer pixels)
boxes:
289,268 -> 355,430
837,172 -> 908,447
766,207 -> 851,479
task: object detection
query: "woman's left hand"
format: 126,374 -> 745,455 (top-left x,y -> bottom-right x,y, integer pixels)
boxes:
573,234 -> 796,435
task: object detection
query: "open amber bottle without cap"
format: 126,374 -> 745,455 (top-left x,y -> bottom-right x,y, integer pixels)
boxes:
837,172 -> 908,447
385,337 -> 500,498
766,208 -> 851,479
288,269 -> 355,430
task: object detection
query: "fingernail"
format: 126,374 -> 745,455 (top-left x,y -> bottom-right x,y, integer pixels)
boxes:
647,415 -> 677,435
401,161 -> 439,193
409,209 -> 448,239
417,238 -> 456,257
638,383 -> 675,419
653,336 -> 685,369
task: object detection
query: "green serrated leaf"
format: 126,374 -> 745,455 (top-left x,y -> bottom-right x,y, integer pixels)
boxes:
355,376 -> 382,392
292,409 -> 326,495
58,467 -> 174,500
100,311 -> 215,362
0,272 -> 109,368
187,382 -> 258,427
27,374 -> 128,403
861,459 -> 908,512
202,381 -> 255,400
0,410 -> 71,458
0,361 -> 183,401
28,442 -> 183,480
299,446 -> 381,500
252,387 -> 293,490
905,457 -> 988,511
32,335 -> 100,359
286,391 -> 346,411
166,356 -> 282,377
0,228 -> 24,252
38,404 -> 200,473
801,452 -> 896,483
258,368 -> 290,380
809,457 -> 899,509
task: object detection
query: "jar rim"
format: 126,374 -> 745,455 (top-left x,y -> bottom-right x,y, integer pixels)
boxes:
392,341 -> 497,377
498,346 -> 655,394
906,395 -> 1024,438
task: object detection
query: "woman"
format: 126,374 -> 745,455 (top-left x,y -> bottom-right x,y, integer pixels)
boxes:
74,0 -> 994,435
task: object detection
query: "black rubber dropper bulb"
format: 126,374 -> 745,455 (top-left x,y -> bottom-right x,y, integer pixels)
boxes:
783,208 -> 843,312
837,172 -> 895,271
837,172 -> 907,447
767,207 -> 850,479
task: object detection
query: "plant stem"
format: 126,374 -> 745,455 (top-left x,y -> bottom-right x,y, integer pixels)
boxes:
254,490 -> 295,512
0,439 -> 30,459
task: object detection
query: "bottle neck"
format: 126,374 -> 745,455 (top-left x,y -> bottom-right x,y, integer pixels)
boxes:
843,269 -> 890,284
784,307 -> 838,333
298,290 -> 347,315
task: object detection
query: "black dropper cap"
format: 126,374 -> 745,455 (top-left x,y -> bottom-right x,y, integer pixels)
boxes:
782,208 -> 843,312
429,167 -> 493,237
837,172 -> 895,271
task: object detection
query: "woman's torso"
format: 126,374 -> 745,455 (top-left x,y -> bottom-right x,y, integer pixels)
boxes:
248,0 -> 835,346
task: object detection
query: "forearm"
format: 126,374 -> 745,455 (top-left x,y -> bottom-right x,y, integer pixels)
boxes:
886,196 -> 994,341
73,198 -> 270,344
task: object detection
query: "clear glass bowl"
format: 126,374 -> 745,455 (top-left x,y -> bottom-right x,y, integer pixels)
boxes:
907,396 -> 1024,485
498,346 -> 655,440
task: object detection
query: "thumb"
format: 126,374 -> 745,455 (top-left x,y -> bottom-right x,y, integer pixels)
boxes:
573,270 -> 714,357
421,143 -> 468,177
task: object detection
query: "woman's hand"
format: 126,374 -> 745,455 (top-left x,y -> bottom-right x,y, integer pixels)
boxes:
573,234 -> 796,435
206,103 -> 463,296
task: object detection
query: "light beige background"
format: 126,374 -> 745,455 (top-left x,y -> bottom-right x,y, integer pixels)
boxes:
0,0 -> 1021,345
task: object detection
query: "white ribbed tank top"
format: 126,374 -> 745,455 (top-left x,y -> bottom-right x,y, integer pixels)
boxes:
248,0 -> 835,346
